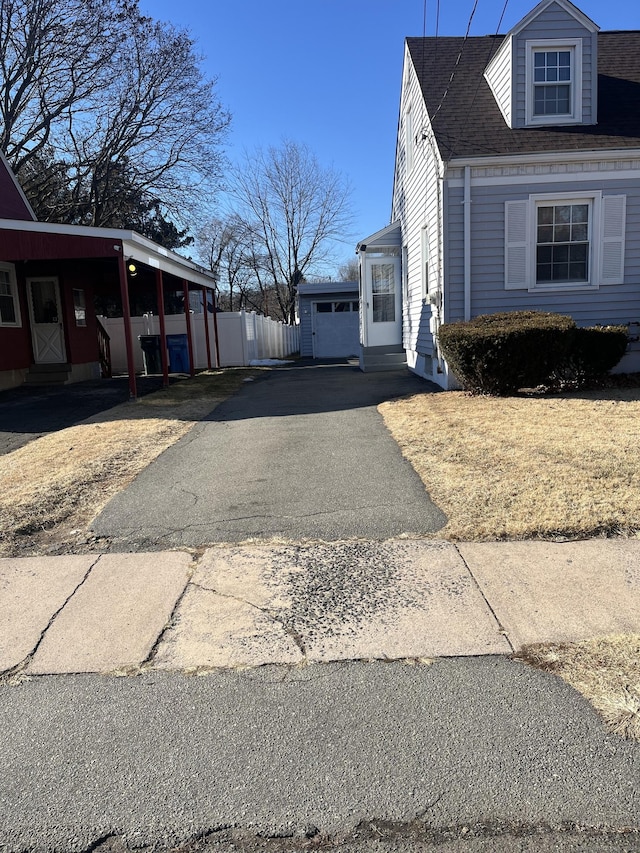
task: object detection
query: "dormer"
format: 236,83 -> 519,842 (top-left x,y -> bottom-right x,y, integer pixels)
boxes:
484,0 -> 599,129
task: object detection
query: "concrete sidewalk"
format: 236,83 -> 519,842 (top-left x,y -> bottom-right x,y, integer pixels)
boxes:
3,538 -> 640,677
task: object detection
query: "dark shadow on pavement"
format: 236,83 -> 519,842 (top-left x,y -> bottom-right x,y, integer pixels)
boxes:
208,360 -> 438,422
0,375 -> 173,455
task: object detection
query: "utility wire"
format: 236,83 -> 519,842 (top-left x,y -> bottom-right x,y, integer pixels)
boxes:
428,0 -> 480,124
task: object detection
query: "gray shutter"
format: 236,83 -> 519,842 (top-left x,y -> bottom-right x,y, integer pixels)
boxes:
505,200 -> 529,289
600,195 -> 626,285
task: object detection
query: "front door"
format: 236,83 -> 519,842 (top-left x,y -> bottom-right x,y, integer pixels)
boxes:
364,255 -> 402,348
27,277 -> 67,363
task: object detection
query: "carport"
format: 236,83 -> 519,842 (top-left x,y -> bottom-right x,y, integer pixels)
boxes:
298,281 -> 359,359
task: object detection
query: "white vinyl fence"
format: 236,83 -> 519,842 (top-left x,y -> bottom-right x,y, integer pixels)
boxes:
100,310 -> 299,374
216,310 -> 299,366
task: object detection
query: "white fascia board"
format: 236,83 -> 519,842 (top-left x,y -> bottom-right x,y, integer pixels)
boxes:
357,221 -> 402,251
391,43 -> 413,226
0,218 -> 215,288
121,234 -> 215,288
506,0 -> 599,37
447,147 -> 640,171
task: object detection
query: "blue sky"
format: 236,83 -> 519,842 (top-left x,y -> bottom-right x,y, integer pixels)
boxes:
140,0 -> 638,271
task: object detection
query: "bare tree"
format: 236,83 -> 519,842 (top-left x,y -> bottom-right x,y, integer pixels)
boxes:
338,258 -> 360,282
230,140 -> 353,323
1,0 -> 230,237
196,216 -> 255,311
0,0 -> 121,172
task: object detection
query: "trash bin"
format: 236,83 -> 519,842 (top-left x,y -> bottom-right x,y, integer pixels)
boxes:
166,333 -> 190,373
138,334 -> 162,375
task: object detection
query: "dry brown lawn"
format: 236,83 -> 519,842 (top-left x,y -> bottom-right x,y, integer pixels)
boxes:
518,635 -> 640,741
0,369 -> 263,556
379,387 -> 640,541
380,386 -> 640,740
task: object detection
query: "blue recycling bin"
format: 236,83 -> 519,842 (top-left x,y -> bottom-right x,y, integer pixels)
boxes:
166,333 -> 190,373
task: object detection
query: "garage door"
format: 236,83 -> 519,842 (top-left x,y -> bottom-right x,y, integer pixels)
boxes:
312,300 -> 359,358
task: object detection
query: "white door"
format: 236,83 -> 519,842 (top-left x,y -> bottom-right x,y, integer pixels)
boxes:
364,256 -> 402,348
27,277 -> 67,363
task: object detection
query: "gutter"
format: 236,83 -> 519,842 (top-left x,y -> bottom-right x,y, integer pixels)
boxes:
463,165 -> 471,321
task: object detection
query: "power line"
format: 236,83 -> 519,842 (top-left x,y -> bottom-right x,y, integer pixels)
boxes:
428,0 -> 480,124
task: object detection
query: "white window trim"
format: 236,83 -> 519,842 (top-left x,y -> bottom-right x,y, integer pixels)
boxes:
530,190 -> 599,292
405,104 -> 414,174
0,262 -> 22,327
506,191 -> 629,292
402,245 -> 409,304
525,39 -> 582,127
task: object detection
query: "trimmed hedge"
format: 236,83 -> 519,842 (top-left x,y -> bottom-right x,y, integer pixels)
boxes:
437,311 -> 628,395
570,325 -> 629,378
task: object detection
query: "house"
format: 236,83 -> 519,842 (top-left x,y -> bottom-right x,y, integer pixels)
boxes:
298,281 -> 359,359
357,0 -> 640,387
0,151 -> 219,398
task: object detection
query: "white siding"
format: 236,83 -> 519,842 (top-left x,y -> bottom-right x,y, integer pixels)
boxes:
484,36 -> 513,127
392,44 -> 442,376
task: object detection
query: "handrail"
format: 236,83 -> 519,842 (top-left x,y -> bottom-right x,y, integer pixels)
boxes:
96,316 -> 112,378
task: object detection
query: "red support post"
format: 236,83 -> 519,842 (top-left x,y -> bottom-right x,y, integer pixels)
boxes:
201,285 -> 212,370
117,251 -> 137,400
156,269 -> 169,387
183,279 -> 196,377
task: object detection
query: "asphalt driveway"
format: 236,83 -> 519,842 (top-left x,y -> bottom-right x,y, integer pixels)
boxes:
92,362 -> 446,549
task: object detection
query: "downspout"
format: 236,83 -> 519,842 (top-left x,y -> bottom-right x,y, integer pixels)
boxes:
117,251 -> 137,400
463,165 -> 472,322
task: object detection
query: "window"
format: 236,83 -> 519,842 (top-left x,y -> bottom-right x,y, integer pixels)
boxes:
73,288 -> 87,326
314,301 -> 358,313
371,263 -> 396,323
526,40 -> 581,126
0,263 -> 21,326
505,193 -> 626,291
533,50 -> 571,116
536,202 -> 589,283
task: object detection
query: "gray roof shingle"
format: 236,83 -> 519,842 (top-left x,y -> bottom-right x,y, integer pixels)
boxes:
406,32 -> 640,160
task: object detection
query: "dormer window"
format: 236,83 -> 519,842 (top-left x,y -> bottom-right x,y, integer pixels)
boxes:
525,39 -> 582,126
533,50 -> 571,115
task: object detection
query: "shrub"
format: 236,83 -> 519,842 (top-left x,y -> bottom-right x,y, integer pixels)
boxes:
438,311 -> 575,395
571,325 -> 629,377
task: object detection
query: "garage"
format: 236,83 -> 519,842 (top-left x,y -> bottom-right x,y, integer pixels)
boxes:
298,281 -> 359,359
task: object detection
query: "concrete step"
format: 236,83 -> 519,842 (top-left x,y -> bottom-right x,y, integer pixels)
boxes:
24,363 -> 72,385
360,352 -> 407,372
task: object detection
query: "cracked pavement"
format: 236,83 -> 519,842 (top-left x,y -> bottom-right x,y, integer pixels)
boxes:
90,364 -> 447,550
2,660 -> 640,853
3,365 -> 640,851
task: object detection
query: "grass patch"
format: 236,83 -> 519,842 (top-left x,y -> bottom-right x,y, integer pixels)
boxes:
517,635 -> 640,741
0,368 -> 263,556
379,387 -> 640,541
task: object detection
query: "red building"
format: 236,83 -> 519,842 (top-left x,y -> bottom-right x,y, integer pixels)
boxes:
0,152 -> 218,398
